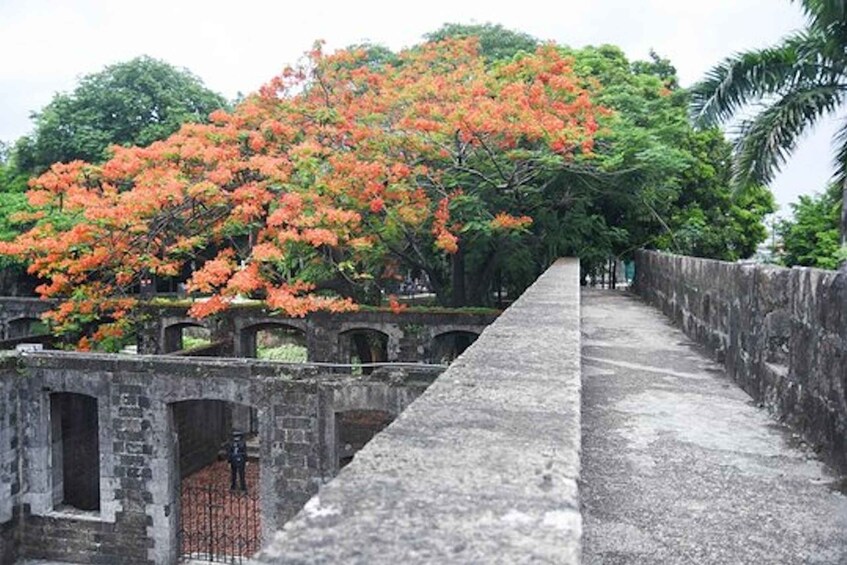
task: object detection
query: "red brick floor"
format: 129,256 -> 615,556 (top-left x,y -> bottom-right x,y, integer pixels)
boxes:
179,460 -> 261,560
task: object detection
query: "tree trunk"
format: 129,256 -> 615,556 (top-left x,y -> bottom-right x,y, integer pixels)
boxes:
841,177 -> 847,249
451,245 -> 466,307
468,246 -> 498,306
611,257 -> 618,290
496,269 -> 504,308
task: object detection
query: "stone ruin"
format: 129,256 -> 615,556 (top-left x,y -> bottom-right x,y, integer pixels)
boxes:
0,297 -> 499,564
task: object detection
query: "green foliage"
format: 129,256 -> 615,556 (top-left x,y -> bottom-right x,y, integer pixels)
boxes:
631,50 -> 679,89
424,23 -> 538,61
0,193 -> 28,267
342,42 -> 401,68
5,29 -> 777,329
778,183 -> 844,269
0,143 -> 34,271
343,30 -> 747,302
182,335 -> 212,350
257,343 -> 308,362
0,142 -> 28,195
14,56 -> 228,174
0,192 -> 28,241
386,32 -> 775,293
690,0 -> 847,243
654,129 -> 775,260
0,58 -> 228,290
535,45 -> 774,274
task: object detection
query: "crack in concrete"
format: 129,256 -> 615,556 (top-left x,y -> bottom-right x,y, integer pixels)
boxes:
582,354 -> 712,381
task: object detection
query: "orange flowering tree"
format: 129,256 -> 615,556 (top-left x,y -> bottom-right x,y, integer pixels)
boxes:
0,38 -> 602,350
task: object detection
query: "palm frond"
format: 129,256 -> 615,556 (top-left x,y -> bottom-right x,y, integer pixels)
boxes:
832,116 -> 847,188
731,82 -> 845,186
833,116 -> 847,246
690,30 -> 837,127
795,0 -> 847,36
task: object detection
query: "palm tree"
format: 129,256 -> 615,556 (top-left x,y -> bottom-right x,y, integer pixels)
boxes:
690,0 -> 847,247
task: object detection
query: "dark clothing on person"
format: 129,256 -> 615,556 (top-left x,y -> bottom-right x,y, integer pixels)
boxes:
228,436 -> 247,491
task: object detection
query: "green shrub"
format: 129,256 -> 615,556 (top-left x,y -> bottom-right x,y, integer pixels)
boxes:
257,344 -> 307,362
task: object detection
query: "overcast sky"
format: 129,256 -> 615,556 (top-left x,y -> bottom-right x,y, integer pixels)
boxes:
1,0 -> 842,216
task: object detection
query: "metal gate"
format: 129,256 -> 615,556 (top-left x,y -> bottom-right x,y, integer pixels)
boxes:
178,485 -> 261,563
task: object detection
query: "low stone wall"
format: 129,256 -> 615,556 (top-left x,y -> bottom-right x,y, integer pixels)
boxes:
634,250 -> 847,472
258,258 -> 583,563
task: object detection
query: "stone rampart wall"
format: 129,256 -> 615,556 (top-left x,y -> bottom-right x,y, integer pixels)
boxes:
258,258 -> 583,563
634,250 -> 847,471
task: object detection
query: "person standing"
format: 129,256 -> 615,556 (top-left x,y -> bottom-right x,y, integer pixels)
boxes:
228,431 -> 248,492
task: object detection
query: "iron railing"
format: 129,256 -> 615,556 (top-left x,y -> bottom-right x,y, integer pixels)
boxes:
178,484 -> 260,563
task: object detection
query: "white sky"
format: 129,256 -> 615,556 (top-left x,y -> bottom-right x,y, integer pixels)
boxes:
1,0 -> 842,216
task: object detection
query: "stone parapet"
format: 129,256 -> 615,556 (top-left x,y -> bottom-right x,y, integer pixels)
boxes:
634,250 -> 847,472
257,258 -> 583,564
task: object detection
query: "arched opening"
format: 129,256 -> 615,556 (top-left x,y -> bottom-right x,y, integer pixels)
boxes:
431,331 -> 479,364
339,329 -> 389,375
335,409 -> 394,470
7,316 -> 47,340
164,322 -> 210,353
241,322 -> 307,361
171,399 -> 261,561
50,392 -> 100,512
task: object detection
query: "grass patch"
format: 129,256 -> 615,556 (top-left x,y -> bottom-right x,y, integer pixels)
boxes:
258,344 -> 308,362
182,336 -> 211,349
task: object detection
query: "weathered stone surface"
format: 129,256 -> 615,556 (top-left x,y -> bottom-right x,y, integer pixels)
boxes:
138,303 -> 498,362
582,288 -> 847,564
0,352 -> 432,564
0,298 -> 53,341
256,258 -> 582,564
634,250 -> 847,472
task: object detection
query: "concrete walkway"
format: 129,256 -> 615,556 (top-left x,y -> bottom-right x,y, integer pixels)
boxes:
581,289 -> 847,564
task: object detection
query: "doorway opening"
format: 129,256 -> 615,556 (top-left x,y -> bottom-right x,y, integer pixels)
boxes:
431,331 -> 479,364
8,317 -> 47,340
339,329 -> 389,374
164,323 -> 210,353
172,400 -> 261,562
50,392 -> 100,512
242,323 -> 307,362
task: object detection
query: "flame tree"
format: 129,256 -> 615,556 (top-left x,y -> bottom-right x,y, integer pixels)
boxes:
0,38 -> 602,350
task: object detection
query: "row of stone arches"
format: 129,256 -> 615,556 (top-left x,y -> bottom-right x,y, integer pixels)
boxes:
163,321 -> 480,365
1,316 -> 47,341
